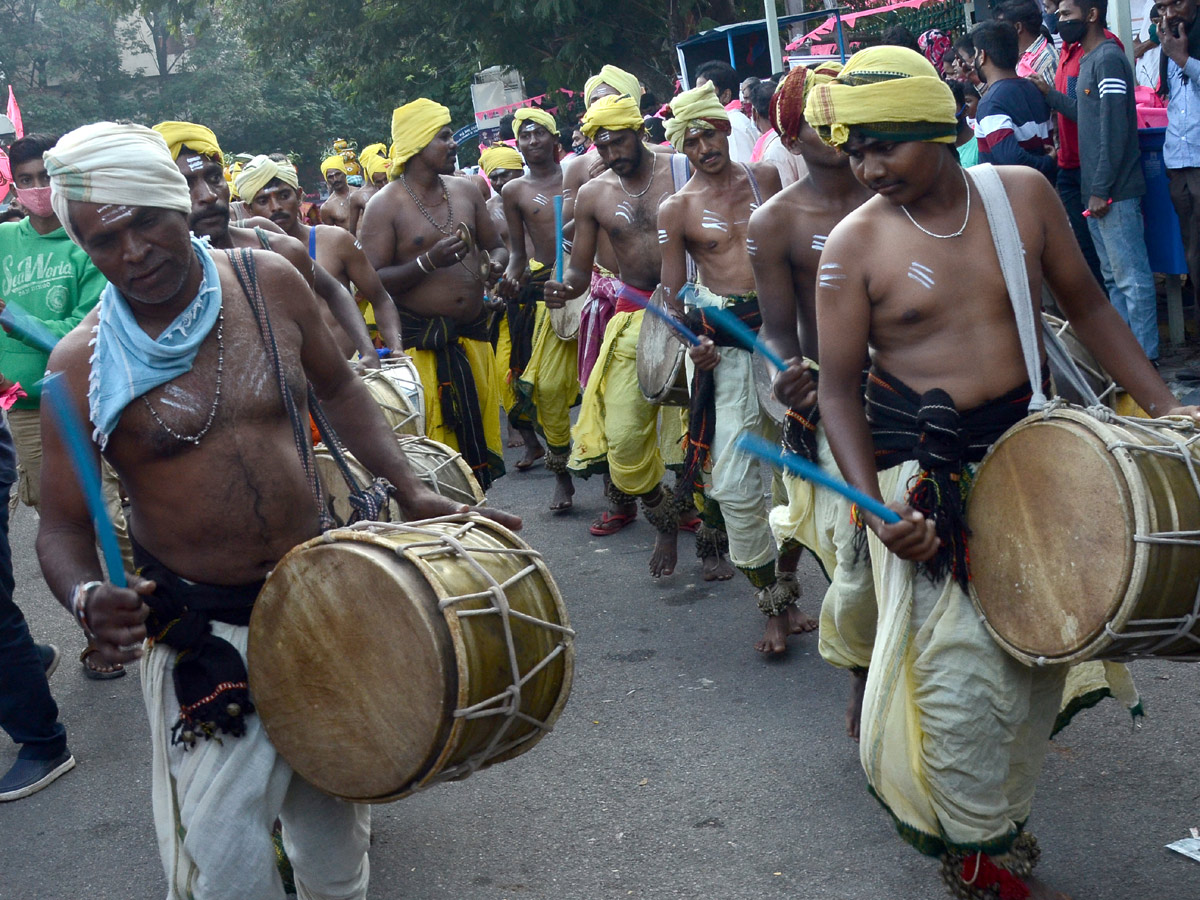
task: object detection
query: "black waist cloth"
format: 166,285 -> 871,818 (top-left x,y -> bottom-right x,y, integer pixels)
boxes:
505,267 -> 551,379
133,535 -> 264,747
398,307 -> 496,490
678,295 -> 761,498
863,364 -> 1048,590
782,367 -> 821,463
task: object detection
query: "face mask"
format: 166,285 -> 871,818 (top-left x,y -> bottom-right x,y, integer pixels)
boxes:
15,186 -> 53,218
1057,19 -> 1088,45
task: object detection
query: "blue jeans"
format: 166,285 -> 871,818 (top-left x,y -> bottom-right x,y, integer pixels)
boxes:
1088,197 -> 1160,361
0,419 -> 67,761
1057,167 -> 1106,292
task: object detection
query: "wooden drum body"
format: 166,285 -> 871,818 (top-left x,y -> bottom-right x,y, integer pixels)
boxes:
636,286 -> 689,407
248,515 -> 574,802
968,407 -> 1200,664
362,357 -> 424,436
1043,313 -> 1117,409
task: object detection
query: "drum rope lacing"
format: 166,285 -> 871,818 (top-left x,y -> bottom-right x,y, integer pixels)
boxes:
1028,400 -> 1200,662
334,516 -> 574,783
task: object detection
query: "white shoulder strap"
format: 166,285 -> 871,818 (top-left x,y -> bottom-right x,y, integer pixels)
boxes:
968,164 -> 1047,412
669,153 -> 698,285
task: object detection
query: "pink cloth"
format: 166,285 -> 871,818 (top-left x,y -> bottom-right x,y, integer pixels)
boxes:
750,129 -> 774,163
578,268 -> 620,388
6,87 -> 23,139
0,382 -> 27,411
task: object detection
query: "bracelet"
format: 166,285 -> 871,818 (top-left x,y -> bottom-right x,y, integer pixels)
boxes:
70,580 -> 103,634
416,253 -> 434,275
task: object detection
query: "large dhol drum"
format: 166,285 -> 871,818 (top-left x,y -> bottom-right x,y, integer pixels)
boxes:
314,436 -> 485,524
362,356 -> 424,436
548,291 -> 586,341
1042,314 -> 1117,408
636,285 -> 689,406
968,407 -> 1200,664
752,353 -> 785,425
248,515 -> 574,802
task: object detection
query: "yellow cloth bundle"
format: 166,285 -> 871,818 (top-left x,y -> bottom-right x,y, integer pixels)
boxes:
389,98 -> 453,178
479,145 -> 524,176
235,154 -> 300,204
320,155 -> 349,178
152,121 -> 223,162
664,82 -> 730,149
513,107 -> 559,136
584,65 -> 641,108
360,142 -> 388,162
804,46 -> 957,148
580,94 -> 643,140
362,153 -> 390,181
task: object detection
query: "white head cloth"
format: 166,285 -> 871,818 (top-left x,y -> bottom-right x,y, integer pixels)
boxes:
43,122 -> 192,245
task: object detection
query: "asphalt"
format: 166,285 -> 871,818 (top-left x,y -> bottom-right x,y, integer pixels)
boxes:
1,441 -> 1198,900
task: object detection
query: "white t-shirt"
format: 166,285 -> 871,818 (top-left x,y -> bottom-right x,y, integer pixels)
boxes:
726,109 -> 759,164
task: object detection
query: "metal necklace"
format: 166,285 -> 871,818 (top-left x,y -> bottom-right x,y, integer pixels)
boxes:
618,154 -> 658,199
400,174 -> 453,235
901,166 -> 971,239
142,307 -> 224,446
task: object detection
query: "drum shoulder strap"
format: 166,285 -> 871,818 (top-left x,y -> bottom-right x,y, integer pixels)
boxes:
740,162 -> 764,208
670,153 -> 698,285
968,164 -> 1046,412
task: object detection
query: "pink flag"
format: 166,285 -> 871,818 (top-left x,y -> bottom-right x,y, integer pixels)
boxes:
7,87 -> 24,140
0,148 -> 11,197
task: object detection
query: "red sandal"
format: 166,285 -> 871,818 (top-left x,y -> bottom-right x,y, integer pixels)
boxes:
589,509 -> 637,536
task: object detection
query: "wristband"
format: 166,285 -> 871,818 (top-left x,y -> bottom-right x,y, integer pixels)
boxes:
416,253 -> 434,274
71,580 -> 103,634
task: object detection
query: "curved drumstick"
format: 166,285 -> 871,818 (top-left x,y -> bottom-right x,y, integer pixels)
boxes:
0,300 -> 59,354
695,304 -> 787,373
554,194 -> 565,282
41,374 -> 128,587
612,289 -> 701,346
735,433 -> 901,525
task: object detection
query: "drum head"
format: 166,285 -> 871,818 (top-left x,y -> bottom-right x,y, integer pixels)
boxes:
752,353 -> 785,425
249,539 -> 456,799
968,415 -> 1135,662
363,367 -> 423,437
636,286 -> 688,406
397,436 -> 486,506
549,293 -> 585,341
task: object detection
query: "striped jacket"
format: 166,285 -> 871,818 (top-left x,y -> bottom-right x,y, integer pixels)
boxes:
974,77 -> 1056,179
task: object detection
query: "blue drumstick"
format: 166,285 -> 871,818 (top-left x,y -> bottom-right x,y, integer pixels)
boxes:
615,288 -> 701,346
0,301 -> 59,355
41,374 -> 128,587
735,433 -> 901,524
554,195 -> 565,282
698,304 -> 788,373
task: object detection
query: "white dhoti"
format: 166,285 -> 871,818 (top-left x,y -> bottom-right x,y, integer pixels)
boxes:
769,423 -> 876,671
144,622 -> 371,900
860,459 -> 1068,856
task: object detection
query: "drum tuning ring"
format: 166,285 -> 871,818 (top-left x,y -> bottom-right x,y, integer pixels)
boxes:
226,703 -> 242,718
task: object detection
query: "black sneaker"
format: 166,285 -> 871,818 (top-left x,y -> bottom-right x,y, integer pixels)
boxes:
36,644 -> 60,679
0,752 -> 76,801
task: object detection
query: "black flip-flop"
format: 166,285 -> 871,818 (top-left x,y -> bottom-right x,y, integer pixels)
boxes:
80,647 -> 126,681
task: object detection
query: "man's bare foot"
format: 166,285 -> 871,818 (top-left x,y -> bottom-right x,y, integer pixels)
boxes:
846,669 -> 867,742
515,441 -> 545,471
649,529 -> 678,577
590,502 -> 637,535
550,474 -> 574,512
701,554 -> 735,581
755,606 -> 815,655
1025,876 -> 1073,900
506,432 -> 523,448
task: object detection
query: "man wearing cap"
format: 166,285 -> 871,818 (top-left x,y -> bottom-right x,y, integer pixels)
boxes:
657,82 -> 790,652
318,154 -> 354,230
808,47 -> 1197,899
746,67 -> 877,714
360,98 -> 508,489
500,108 -> 578,510
36,121 -> 521,900
238,154 -> 404,355
153,123 -> 381,367
545,94 -> 717,580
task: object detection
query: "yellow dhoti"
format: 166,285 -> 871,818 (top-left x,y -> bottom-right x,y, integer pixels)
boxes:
516,304 -> 579,453
569,309 -> 667,496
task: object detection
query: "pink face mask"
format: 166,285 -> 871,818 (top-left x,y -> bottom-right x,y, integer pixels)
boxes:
16,186 -> 53,218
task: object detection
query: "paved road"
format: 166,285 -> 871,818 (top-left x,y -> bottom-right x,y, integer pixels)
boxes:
1,445 -> 1198,900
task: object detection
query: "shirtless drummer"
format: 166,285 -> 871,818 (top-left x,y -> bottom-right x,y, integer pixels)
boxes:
36,121 -> 521,899
360,99 -> 509,489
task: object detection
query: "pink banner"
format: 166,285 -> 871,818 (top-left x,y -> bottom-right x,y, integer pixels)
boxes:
6,87 -> 23,140
786,0 -> 937,50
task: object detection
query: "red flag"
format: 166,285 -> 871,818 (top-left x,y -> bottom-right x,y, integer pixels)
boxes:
7,87 -> 24,140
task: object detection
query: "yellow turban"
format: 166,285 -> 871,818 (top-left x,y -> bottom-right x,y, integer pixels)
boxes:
235,154 -> 301,204
152,121 -> 223,162
360,142 -> 388,162
513,107 -> 559,137
664,82 -> 731,150
228,160 -> 244,198
804,46 -> 957,149
580,94 -> 644,141
479,145 -> 524,176
584,65 -> 641,109
320,155 -> 349,178
389,98 -> 453,178
362,153 -> 390,182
